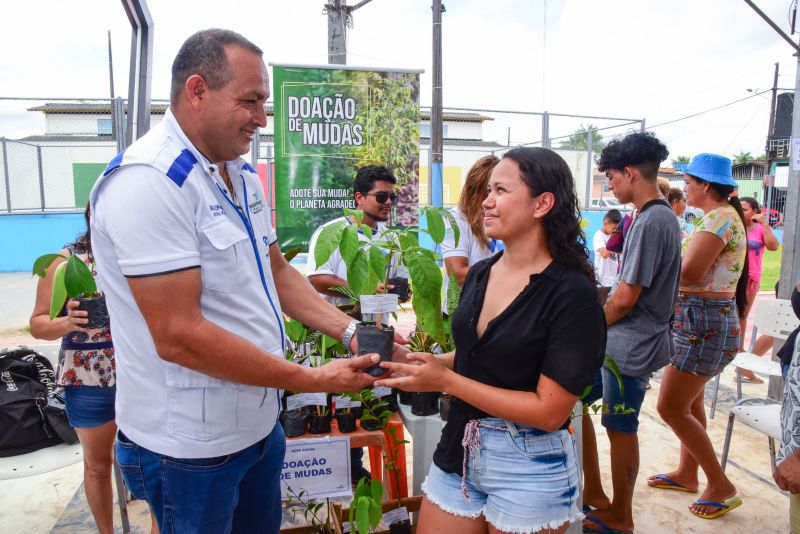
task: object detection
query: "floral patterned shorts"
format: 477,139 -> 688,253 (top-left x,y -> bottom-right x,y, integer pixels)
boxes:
670,294 -> 740,377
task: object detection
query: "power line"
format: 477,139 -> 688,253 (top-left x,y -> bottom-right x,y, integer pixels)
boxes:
647,89 -> 774,130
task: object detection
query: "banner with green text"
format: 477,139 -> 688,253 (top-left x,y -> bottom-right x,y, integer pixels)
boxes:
272,64 -> 421,251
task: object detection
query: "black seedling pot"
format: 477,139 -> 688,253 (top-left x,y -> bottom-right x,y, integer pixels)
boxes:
357,323 -> 394,377
309,413 -> 332,434
439,394 -> 452,422
384,389 -> 399,413
336,412 -> 357,433
282,408 -> 309,438
387,277 -> 411,303
411,392 -> 440,417
398,390 -> 413,405
359,415 -> 382,431
389,520 -> 412,534
77,293 -> 110,329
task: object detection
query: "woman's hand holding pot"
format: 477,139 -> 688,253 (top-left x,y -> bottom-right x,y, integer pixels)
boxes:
62,299 -> 89,334
374,352 -> 452,392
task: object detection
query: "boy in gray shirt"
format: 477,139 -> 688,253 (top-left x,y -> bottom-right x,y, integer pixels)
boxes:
582,133 -> 680,534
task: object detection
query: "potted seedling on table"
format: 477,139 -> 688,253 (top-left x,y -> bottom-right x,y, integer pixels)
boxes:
32,253 -> 109,329
284,486 -> 335,534
313,206 -> 457,377
282,318 -> 314,437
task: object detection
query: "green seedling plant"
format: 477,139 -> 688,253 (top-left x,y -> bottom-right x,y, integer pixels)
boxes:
313,206 -> 458,344
349,477 -> 383,534
285,486 -> 334,534
32,253 -> 98,320
579,355 -> 635,417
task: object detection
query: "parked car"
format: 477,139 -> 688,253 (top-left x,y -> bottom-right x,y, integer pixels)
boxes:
590,198 -> 632,211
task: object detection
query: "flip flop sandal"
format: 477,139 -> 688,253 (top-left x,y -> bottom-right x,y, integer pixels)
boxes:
689,495 -> 742,519
582,514 -> 634,534
647,474 -> 698,493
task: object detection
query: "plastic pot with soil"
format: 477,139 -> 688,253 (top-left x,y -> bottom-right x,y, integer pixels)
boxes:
386,277 -> 411,303
411,392 -> 441,417
310,405 -> 332,434
357,323 -> 394,377
439,394 -> 452,422
336,411 -> 357,433
283,407 -> 310,438
76,293 -> 110,329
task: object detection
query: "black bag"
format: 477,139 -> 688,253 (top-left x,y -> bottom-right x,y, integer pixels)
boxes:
0,347 -> 63,457
43,390 -> 79,445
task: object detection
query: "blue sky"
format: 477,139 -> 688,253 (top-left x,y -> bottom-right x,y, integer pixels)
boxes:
0,0 -> 794,161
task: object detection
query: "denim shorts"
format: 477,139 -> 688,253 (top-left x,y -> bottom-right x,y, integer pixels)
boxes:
671,294 -> 740,377
116,424 -> 286,533
582,369 -> 604,406
422,418 -> 582,533
64,385 -> 116,428
600,367 -> 650,434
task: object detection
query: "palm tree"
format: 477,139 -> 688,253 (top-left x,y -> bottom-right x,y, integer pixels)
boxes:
732,150 -> 754,165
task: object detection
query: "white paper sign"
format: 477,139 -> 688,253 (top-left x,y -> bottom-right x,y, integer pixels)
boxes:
360,293 -> 399,314
280,436 -> 351,499
382,506 -> 409,526
372,386 -> 392,398
286,392 -> 328,411
333,395 -> 361,409
794,138 -> 800,171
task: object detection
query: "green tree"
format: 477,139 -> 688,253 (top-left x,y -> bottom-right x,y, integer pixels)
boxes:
732,150 -> 754,165
674,155 -> 690,163
559,123 -> 604,153
354,72 -> 420,226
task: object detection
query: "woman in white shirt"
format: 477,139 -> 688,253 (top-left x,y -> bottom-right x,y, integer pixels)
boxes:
442,155 -> 501,313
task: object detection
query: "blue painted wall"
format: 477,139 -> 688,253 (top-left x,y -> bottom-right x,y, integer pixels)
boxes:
0,211 -> 785,272
1,213 -> 86,272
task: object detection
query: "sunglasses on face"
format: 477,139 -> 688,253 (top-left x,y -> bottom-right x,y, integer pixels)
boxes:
365,191 -> 397,204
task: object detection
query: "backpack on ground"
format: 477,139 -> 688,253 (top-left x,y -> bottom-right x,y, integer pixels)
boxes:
0,347 -> 65,457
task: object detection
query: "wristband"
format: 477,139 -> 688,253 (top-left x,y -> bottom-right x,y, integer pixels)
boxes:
341,319 -> 359,353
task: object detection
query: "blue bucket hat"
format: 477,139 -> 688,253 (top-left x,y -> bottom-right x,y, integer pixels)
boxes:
684,153 -> 737,187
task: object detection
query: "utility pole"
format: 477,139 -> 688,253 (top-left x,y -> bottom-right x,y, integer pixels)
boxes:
430,0 -> 444,207
325,0 -> 374,64
765,62 -> 780,178
743,0 -> 800,401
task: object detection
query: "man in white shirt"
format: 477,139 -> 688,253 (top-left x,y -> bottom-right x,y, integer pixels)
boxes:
90,29 -> 390,533
592,209 -> 622,304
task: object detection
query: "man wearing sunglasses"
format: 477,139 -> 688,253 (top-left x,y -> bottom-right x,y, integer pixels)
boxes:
306,164 -> 407,485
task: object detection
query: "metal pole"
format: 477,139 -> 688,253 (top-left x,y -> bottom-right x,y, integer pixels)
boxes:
2,139 -> 10,213
585,129 -> 593,209
36,145 -> 45,211
122,0 -> 153,144
778,52 -> 800,299
542,111 -> 550,148
765,62 -> 780,184
327,0 -> 347,64
430,0 -> 444,208
640,118 -> 646,133
114,97 -> 127,153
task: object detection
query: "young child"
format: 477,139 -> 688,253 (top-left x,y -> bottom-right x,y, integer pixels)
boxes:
593,209 -> 622,304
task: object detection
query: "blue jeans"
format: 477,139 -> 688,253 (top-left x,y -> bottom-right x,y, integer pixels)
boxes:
600,367 -> 650,434
116,424 -> 286,534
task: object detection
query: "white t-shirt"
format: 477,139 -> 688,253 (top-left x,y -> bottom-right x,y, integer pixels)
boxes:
306,216 -> 404,307
90,109 -> 284,458
441,208 -> 500,313
593,230 -> 619,288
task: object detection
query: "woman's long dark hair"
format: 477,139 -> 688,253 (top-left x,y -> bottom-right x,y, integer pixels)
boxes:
503,147 -> 596,284
692,177 -> 750,315
73,203 -> 92,260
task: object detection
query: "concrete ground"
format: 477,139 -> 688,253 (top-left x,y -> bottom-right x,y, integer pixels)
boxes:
0,274 -> 791,532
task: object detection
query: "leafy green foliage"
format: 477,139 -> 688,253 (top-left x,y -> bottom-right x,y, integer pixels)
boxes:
285,487 -> 334,533
349,478 -> 383,534
311,206 -> 455,345
579,354 -> 635,416
32,253 -> 98,320
559,123 -> 605,153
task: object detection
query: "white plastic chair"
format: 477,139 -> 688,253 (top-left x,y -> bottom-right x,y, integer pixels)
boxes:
708,298 -> 798,419
716,299 -> 799,473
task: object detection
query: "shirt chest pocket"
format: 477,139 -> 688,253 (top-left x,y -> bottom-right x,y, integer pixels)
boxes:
199,220 -> 249,292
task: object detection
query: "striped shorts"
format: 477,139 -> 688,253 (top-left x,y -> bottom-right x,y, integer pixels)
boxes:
670,294 -> 740,377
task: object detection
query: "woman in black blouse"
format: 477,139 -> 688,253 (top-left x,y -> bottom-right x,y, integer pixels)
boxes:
376,147 -> 605,534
